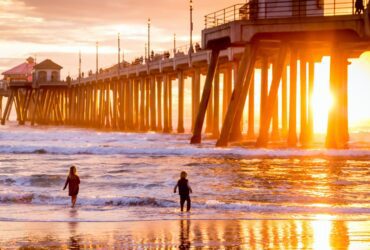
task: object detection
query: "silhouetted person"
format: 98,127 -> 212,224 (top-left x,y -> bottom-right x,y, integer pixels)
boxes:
63,166 -> 80,208
174,171 -> 192,212
355,0 -> 364,14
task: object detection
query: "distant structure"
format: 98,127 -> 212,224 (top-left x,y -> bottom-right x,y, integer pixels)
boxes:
33,59 -> 62,83
2,57 -> 35,83
241,0 -> 324,19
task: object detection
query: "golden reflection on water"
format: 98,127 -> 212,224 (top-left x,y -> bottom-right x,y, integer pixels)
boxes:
1,219 -> 369,249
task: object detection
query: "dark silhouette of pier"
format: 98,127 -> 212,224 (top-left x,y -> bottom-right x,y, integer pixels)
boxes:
1,1 -> 370,149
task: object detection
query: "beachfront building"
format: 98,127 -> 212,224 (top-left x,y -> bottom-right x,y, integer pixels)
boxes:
2,57 -> 35,84
34,59 -> 63,83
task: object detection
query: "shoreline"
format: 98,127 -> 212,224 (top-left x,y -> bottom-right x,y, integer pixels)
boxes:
0,219 -> 369,249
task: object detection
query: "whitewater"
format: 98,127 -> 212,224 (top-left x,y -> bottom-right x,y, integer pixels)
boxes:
0,124 -> 369,222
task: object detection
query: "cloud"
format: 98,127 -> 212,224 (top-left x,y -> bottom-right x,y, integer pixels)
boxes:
0,0 -> 241,76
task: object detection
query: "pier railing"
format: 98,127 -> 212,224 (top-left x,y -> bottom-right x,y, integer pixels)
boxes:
205,0 -> 366,28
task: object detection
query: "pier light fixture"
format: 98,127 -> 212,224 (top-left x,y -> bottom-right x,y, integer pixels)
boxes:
96,41 -> 99,78
189,0 -> 194,54
148,18 -> 151,61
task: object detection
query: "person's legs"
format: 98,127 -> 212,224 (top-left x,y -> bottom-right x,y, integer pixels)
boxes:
71,195 -> 77,208
186,196 -> 191,212
180,196 -> 186,211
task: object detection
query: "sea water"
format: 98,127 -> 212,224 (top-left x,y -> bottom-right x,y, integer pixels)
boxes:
0,123 -> 369,222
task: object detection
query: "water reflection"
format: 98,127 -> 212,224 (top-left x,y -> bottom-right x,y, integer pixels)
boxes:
68,209 -> 80,250
1,219 -> 367,249
179,219 -> 191,249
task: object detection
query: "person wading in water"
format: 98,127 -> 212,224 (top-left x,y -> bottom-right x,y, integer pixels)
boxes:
174,171 -> 192,212
63,166 -> 80,208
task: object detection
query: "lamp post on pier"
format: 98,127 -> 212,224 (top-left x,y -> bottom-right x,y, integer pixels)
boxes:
173,33 -> 176,56
189,0 -> 194,54
78,50 -> 81,83
96,41 -> 99,79
118,33 -> 121,75
148,18 -> 151,61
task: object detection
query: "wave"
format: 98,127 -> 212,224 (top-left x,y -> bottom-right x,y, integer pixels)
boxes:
1,193 -> 369,215
0,144 -> 369,159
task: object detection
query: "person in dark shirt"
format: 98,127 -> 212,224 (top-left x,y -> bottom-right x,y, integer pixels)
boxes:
63,165 -> 80,208
174,171 -> 192,212
355,0 -> 365,14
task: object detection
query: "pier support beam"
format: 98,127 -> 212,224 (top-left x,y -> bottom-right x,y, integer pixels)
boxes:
222,67 -> 232,122
217,44 -> 257,147
229,61 -> 243,141
157,77 -> 162,131
288,49 -> 298,146
260,55 -> 269,136
300,56 -> 308,146
247,71 -> 255,139
307,61 -> 315,145
271,63 -> 280,141
139,78 -> 146,131
178,71 -> 185,133
163,75 -> 170,133
326,52 -> 349,149
212,70 -> 220,138
150,76 -> 157,131
281,66 -> 288,137
256,44 -> 289,147
191,49 -> 220,144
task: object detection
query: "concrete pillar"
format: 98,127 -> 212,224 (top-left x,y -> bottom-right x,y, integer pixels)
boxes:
168,76 -> 173,131
157,76 -> 162,131
139,78 -> 146,131
213,70 -> 220,138
326,52 -> 349,149
281,66 -> 288,137
307,61 -> 315,145
256,44 -> 288,147
163,75 -> 170,133
205,77 -> 213,133
191,49 -> 220,144
260,56 -> 269,134
288,49 -> 298,146
150,76 -> 157,131
229,61 -> 242,140
300,56 -> 308,146
177,71 -> 185,133
119,80 -> 125,129
145,78 -> 150,130
191,72 -> 195,131
133,79 -> 139,129
193,68 -> 201,131
217,44 -> 257,147
271,63 -> 279,141
247,71 -> 255,139
222,66 -> 232,121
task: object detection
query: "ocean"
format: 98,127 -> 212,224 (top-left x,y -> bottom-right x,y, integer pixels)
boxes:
0,123 -> 369,223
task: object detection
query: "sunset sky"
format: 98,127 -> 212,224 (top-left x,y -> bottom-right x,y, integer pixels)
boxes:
0,0 -> 242,77
1,0 -> 369,130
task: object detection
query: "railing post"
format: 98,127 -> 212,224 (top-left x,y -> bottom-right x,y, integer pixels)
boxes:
234,5 -> 236,21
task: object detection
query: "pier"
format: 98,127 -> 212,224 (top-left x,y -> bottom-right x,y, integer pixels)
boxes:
1,0 -> 370,149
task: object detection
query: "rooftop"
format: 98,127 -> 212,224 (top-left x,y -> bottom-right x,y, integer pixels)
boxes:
34,59 -> 62,70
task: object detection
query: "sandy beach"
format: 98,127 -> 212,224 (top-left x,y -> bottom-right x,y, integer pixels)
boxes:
0,219 -> 369,249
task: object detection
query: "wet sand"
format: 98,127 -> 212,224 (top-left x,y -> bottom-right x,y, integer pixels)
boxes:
0,219 -> 369,249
